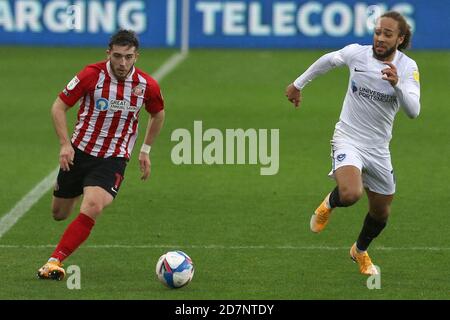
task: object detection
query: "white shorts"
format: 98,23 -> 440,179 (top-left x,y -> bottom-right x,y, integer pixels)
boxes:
328,141 -> 396,195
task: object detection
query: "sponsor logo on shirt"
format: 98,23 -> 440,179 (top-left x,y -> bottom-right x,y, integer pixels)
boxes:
351,79 -> 396,103
94,98 -> 137,112
66,76 -> 80,90
95,98 -> 109,111
109,99 -> 136,112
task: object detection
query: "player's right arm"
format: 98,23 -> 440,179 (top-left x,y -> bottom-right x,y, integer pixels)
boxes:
53,65 -> 98,171
285,44 -> 361,108
285,83 -> 302,108
51,97 -> 74,171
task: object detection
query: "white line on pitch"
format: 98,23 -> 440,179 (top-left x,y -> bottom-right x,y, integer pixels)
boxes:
152,51 -> 187,82
0,168 -> 59,239
0,244 -> 448,251
0,52 -> 187,240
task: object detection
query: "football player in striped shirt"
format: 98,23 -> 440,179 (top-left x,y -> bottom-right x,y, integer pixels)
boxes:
285,12 -> 420,275
38,30 -> 165,280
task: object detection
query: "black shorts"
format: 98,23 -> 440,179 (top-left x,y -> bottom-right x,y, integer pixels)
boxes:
53,147 -> 128,199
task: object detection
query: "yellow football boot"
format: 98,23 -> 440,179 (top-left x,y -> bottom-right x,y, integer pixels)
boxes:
350,243 -> 379,275
310,194 -> 333,233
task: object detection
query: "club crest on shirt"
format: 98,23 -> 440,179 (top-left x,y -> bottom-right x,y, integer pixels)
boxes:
132,85 -> 145,97
337,154 -> 346,162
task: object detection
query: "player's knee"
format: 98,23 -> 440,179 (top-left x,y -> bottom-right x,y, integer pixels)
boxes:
339,188 -> 363,206
371,207 -> 391,222
82,200 -> 104,216
52,208 -> 68,221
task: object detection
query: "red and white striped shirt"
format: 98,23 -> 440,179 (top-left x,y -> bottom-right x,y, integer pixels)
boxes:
59,61 -> 164,159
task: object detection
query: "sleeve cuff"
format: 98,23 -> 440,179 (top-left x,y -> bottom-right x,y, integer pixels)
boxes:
293,78 -> 303,90
58,92 -> 76,107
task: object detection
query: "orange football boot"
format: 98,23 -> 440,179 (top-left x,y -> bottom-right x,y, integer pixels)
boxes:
310,194 -> 333,233
37,260 -> 66,281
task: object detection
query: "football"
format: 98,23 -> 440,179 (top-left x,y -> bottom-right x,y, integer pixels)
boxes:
155,251 -> 194,288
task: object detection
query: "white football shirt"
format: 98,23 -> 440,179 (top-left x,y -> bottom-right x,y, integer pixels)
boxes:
294,44 -> 421,148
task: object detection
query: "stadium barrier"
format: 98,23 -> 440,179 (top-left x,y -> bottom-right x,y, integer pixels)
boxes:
0,0 -> 448,49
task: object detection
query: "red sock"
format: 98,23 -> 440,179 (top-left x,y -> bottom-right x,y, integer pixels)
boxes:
51,213 -> 95,262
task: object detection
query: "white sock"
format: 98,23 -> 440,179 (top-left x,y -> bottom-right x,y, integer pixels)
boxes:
325,193 -> 331,209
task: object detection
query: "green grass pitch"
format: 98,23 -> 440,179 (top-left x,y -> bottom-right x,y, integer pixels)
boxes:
0,47 -> 449,299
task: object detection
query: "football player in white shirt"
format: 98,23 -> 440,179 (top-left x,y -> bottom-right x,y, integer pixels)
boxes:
285,11 -> 420,275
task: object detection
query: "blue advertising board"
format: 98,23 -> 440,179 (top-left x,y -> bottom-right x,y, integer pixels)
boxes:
0,0 -> 449,49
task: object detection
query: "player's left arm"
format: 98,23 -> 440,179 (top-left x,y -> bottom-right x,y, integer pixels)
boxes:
382,61 -> 421,119
138,80 -> 165,181
139,110 -> 165,180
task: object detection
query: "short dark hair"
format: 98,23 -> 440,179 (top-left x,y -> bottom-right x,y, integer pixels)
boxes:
109,29 -> 139,50
380,11 -> 412,51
